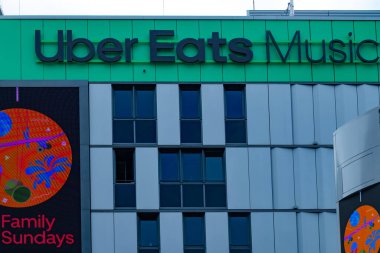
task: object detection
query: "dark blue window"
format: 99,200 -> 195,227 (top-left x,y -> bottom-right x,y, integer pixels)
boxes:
115,149 -> 135,208
139,214 -> 159,252
225,86 -> 246,143
180,86 -> 201,143
229,214 -> 251,252
113,86 -> 156,143
159,149 -> 226,208
183,214 -> 205,253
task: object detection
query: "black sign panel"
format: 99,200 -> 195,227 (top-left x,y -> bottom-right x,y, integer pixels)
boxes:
339,183 -> 380,253
0,87 -> 81,253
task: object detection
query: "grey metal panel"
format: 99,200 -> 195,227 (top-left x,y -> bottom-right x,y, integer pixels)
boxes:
205,212 -> 229,253
251,212 -> 275,253
90,148 -> 114,210
201,84 -> 226,145
160,212 -> 184,253
90,84 -> 113,145
249,148 -> 273,209
136,148 -> 159,210
293,148 -> 318,209
91,213 -> 115,253
319,213 -> 339,253
272,148 -> 295,209
292,84 -> 315,144
269,84 -> 293,145
274,212 -> 298,253
114,213 -> 137,253
316,148 -> 336,209
226,148 -> 250,209
246,84 -> 270,145
335,84 -> 358,128
297,213 -> 320,253
313,85 -> 336,145
357,84 -> 379,115
157,84 -> 180,145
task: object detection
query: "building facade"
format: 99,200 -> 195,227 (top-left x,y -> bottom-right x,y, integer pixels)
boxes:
0,13 -> 380,253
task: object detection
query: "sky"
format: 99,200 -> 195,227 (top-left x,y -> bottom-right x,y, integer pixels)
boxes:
0,0 -> 379,16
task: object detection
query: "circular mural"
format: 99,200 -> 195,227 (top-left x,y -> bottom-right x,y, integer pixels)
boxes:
0,108 -> 72,208
344,205 -> 380,253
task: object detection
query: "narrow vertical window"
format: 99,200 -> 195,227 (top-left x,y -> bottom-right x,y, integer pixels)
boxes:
225,86 -> 247,143
138,213 -> 160,253
159,151 -> 181,207
229,213 -> 251,253
135,87 -> 157,143
183,213 -> 205,253
115,149 -> 135,208
113,87 -> 134,143
180,86 -> 202,143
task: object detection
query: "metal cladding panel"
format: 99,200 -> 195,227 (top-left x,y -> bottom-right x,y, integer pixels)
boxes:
294,148 -> 318,209
160,213 -> 184,253
335,84 -> 358,128
292,84 -> 315,145
251,212 -> 275,253
91,213 -> 115,253
316,148 -> 336,209
205,212 -> 229,253
115,213 -> 137,253
201,84 -> 225,145
319,213 -> 339,253
357,84 -> 379,114
274,212 -> 298,253
269,84 -> 293,145
246,84 -> 270,145
157,84 -> 181,145
249,148 -> 273,209
136,148 -> 160,210
226,148 -> 251,209
90,148 -> 114,210
90,84 -> 113,145
297,213 -> 320,253
313,84 -> 336,145
272,148 -> 295,209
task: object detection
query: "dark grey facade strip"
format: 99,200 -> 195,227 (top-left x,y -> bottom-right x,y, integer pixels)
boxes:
90,144 -> 334,148
91,82 -> 380,85
91,209 -> 337,213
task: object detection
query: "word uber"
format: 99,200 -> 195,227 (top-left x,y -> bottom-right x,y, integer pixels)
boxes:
35,30 -> 380,64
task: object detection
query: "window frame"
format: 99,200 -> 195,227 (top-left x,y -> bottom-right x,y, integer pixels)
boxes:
183,213 -> 206,253
138,213 -> 160,253
228,213 -> 252,253
224,85 -> 247,144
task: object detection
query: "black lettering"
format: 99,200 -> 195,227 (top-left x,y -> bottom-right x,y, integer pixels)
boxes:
67,30 -> 95,62
125,38 -> 138,62
228,38 -> 253,63
207,32 -> 227,63
329,39 -> 347,63
356,40 -> 379,63
176,38 -> 205,63
266,30 -> 301,63
348,32 -> 354,63
150,30 -> 175,62
35,30 -> 64,62
305,40 -> 326,63
97,38 -> 123,63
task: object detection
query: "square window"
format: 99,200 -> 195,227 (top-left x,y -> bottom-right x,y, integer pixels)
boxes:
114,89 -> 133,119
205,153 -> 224,182
181,120 -> 202,143
205,185 -> 226,207
181,88 -> 201,119
160,185 -> 181,207
135,120 -> 156,143
182,152 -> 202,182
225,120 -> 246,143
225,89 -> 245,119
183,184 -> 204,207
136,89 -> 155,119
115,184 -> 135,207
113,120 -> 134,143
160,152 -> 179,181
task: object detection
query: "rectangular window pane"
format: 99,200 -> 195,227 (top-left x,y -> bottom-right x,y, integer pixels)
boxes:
115,184 -> 136,207
205,153 -> 224,182
183,185 -> 203,207
205,185 -> 226,207
182,152 -> 202,181
225,89 -> 244,119
115,149 -> 134,183
136,89 -> 155,119
139,215 -> 159,247
160,152 -> 179,181
225,120 -> 246,143
114,89 -> 133,119
113,120 -> 134,143
135,120 -> 156,143
160,185 -> 181,207
181,89 -> 200,119
181,120 -> 202,143
184,215 -> 205,246
229,215 -> 251,246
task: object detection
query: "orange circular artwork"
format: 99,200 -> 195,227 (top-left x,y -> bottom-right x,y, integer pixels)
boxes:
0,108 -> 72,208
344,205 -> 380,253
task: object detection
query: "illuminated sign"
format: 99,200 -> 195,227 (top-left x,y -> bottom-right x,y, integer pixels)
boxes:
0,87 -> 81,253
